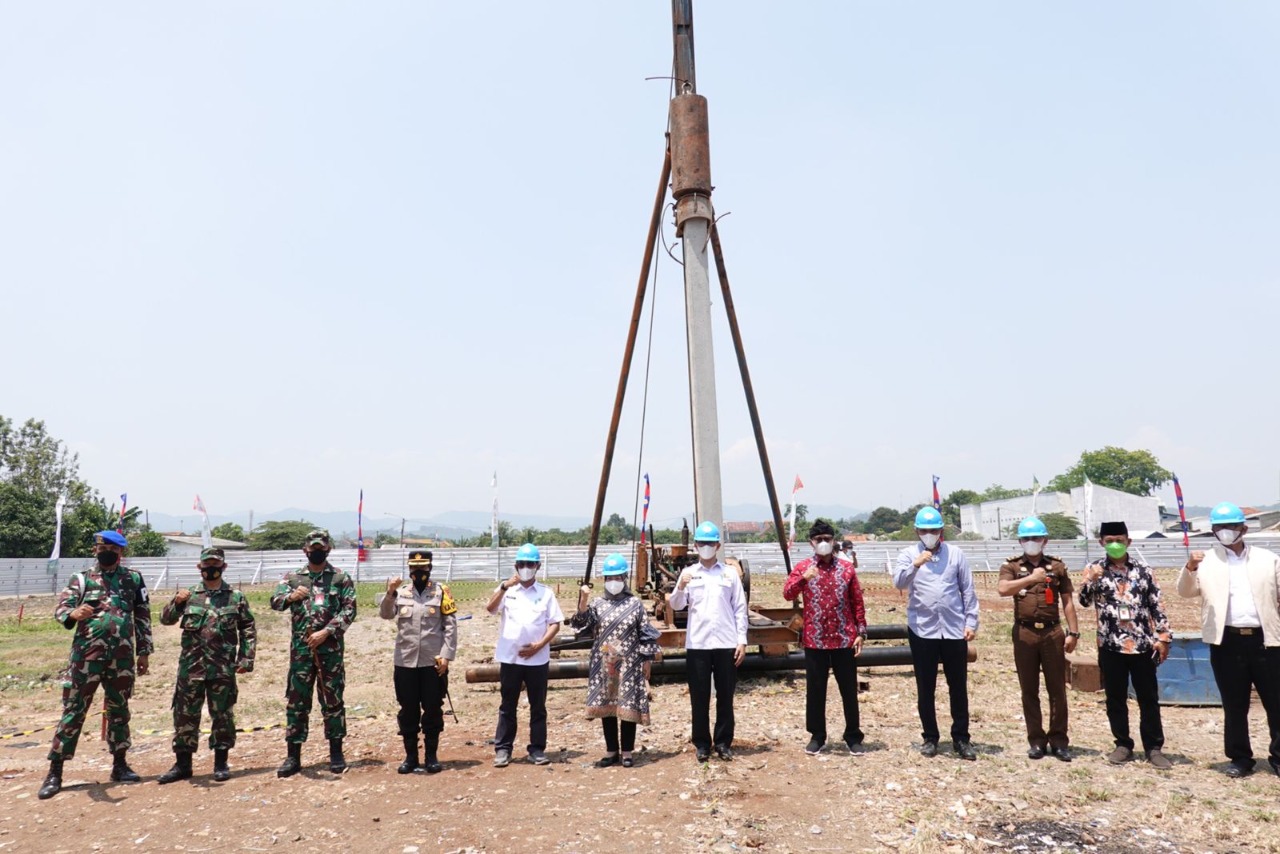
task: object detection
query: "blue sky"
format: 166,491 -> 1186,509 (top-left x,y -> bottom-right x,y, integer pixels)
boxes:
2,2 -> 1277,526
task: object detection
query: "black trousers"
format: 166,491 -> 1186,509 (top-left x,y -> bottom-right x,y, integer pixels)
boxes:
495,662 -> 549,753
686,648 -> 737,751
804,647 -> 863,743
1098,646 -> 1164,751
393,665 -> 447,737
907,629 -> 970,744
1209,632 -> 1280,765
601,717 -> 637,753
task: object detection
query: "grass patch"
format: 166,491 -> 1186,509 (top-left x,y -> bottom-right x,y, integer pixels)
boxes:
0,617 -> 72,686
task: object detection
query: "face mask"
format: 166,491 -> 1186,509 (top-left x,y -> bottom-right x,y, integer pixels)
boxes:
1022,541 -> 1044,557
696,544 -> 718,560
517,566 -> 537,582
604,579 -> 625,595
1215,529 -> 1240,546
200,567 -> 224,582
411,573 -> 430,589
307,550 -> 329,566
97,551 -> 120,568
814,541 -> 834,557
1104,541 -> 1128,560
919,533 -> 941,550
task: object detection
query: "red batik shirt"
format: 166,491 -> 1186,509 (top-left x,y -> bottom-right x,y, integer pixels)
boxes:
783,556 -> 867,649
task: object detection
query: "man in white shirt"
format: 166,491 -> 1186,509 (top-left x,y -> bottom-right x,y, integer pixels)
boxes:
1178,502 -> 1280,778
485,543 -> 563,767
668,522 -> 748,762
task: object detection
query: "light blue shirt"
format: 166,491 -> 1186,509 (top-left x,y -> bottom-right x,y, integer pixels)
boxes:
892,542 -> 979,639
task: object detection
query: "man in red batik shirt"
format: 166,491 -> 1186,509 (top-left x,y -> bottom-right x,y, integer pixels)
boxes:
783,519 -> 868,755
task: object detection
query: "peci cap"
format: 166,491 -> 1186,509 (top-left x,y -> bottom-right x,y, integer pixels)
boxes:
1098,521 -> 1128,538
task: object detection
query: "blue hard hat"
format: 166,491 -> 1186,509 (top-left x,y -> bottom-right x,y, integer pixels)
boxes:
1209,502 -> 1246,526
693,521 -> 721,542
95,530 -> 128,548
913,507 -> 944,529
601,553 -> 629,576
515,543 -> 541,563
1017,517 -> 1048,539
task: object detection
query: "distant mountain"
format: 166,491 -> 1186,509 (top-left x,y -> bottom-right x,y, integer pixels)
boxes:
723,503 -> 868,522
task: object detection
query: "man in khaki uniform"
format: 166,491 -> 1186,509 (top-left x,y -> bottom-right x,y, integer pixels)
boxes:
379,550 -> 457,773
997,517 -> 1080,762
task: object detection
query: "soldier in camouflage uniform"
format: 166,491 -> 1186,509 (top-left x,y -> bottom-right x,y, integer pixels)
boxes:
379,549 -> 457,773
38,530 -> 153,800
270,528 -> 357,776
157,546 -> 256,784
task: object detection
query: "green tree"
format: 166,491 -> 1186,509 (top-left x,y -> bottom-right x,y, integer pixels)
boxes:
211,522 -> 246,542
980,484 -> 1032,501
128,527 -> 169,557
1041,512 -> 1083,539
1047,447 -> 1172,496
941,488 -> 982,528
864,506 -> 905,536
248,520 -> 316,551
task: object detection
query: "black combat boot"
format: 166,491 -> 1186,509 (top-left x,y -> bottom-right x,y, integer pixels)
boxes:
328,738 -> 347,774
212,749 -> 231,782
157,752 -> 193,784
110,749 -> 141,783
397,735 -> 418,774
277,742 -> 302,778
423,733 -> 442,774
37,759 -> 63,800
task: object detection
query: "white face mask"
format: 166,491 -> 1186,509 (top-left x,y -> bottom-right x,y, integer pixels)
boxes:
696,544 -> 718,560
604,579 -> 625,595
1215,529 -> 1241,546
919,533 -> 941,550
814,541 -> 834,557
1022,540 -> 1044,557
517,566 -> 538,582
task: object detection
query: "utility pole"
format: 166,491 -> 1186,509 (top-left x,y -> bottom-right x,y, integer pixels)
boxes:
670,0 -> 723,534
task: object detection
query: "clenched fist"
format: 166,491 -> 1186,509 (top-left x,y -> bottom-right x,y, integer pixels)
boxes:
175,588 -> 192,605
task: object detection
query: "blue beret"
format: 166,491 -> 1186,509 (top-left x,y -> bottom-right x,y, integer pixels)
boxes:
95,530 -> 128,548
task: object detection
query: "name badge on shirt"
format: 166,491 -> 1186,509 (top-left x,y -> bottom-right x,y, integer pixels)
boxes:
720,575 -> 733,587
1118,605 -> 1133,621
313,589 -> 326,608
689,577 -> 706,588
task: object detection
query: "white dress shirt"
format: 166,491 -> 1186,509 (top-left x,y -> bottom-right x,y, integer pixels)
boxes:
493,581 -> 564,666
667,561 -> 748,649
1225,547 -> 1262,628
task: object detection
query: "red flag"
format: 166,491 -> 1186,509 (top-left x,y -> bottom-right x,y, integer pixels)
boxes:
793,475 -> 804,492
117,493 -> 127,534
640,474 -> 650,545
931,475 -> 941,511
1173,474 -> 1190,548
357,489 -> 367,562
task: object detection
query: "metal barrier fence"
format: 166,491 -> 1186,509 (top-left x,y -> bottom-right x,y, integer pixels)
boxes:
6,537 -> 1279,599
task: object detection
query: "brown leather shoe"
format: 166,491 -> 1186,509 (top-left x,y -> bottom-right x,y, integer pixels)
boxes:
1106,746 -> 1134,765
1146,749 -> 1172,770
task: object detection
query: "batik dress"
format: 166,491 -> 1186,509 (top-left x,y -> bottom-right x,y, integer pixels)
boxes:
570,592 -> 661,724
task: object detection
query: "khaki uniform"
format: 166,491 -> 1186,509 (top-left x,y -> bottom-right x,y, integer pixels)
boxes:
999,554 -> 1073,749
379,580 -> 457,737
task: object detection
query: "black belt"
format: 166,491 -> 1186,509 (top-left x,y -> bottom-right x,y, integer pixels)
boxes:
1017,619 -> 1060,630
1225,626 -> 1261,637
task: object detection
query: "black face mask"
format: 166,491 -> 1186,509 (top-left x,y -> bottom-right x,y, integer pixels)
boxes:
411,572 -> 430,590
97,551 -> 120,568
307,550 -> 329,566
200,567 -> 224,582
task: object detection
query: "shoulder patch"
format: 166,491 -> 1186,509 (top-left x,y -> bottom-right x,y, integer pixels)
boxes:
440,586 -> 457,616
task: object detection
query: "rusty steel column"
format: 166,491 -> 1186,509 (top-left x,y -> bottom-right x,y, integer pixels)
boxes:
670,0 -> 722,535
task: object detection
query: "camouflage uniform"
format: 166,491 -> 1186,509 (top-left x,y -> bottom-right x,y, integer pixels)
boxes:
160,582 -> 256,752
270,561 -> 357,743
48,565 -> 153,761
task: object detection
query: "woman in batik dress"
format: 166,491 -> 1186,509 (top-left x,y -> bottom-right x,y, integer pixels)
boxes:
570,553 -> 661,767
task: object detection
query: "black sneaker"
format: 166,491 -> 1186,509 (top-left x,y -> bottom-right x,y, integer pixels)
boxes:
844,737 -> 864,755
714,745 -> 733,761
528,749 -> 551,766
695,749 -> 710,763
805,738 -> 825,756
920,741 -> 938,758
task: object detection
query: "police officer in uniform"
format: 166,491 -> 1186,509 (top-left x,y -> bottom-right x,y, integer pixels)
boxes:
270,528 -> 357,776
38,530 -> 153,799
157,547 -> 256,783
997,517 -> 1080,761
379,550 -> 457,774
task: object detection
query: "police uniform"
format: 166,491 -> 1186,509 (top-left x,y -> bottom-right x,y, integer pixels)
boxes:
378,550 -> 457,773
998,552 -> 1074,754
269,528 -> 357,775
158,546 -> 256,783
39,530 -> 153,799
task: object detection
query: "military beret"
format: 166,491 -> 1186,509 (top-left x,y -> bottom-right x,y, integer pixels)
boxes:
95,530 -> 128,548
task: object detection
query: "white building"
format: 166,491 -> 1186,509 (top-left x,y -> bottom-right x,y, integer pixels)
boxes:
959,484 -> 1161,540
162,535 -> 249,558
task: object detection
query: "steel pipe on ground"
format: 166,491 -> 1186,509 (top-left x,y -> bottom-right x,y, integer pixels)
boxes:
465,643 -> 975,683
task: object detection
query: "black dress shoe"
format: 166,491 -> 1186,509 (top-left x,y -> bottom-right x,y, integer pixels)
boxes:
954,741 -> 977,761
695,749 -> 710,763
1027,745 -> 1046,760
714,745 -> 733,762
1225,761 -> 1255,778
1050,746 -> 1073,763
921,741 -> 938,758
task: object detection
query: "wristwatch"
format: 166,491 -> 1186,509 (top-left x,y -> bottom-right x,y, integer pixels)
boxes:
1066,631 -> 1081,639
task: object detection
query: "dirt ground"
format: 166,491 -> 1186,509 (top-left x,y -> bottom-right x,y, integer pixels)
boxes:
2,568 -> 1279,853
